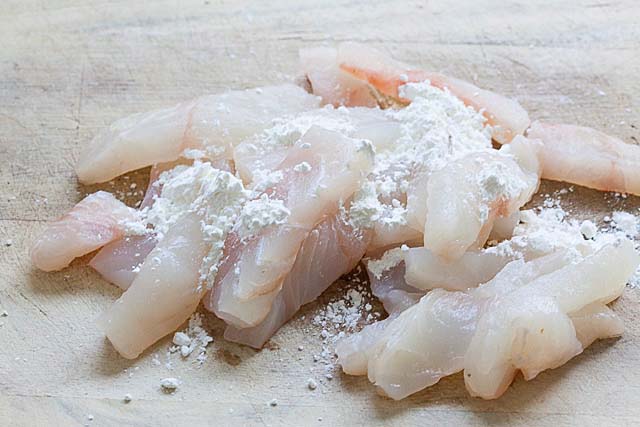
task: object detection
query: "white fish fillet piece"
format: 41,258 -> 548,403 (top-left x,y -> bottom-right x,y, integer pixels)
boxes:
30,191 -> 141,272
335,42 -> 530,144
97,213 -> 207,359
234,107 -> 399,185
90,160 -> 200,288
404,247 -> 517,292
570,303 -> 624,348
340,251 -> 569,384
424,137 -> 540,260
76,84 -> 319,183
338,241 -> 639,400
209,126 -> 374,328
465,240 -> 638,399
368,262 -> 422,316
299,46 -> 377,107
89,234 -> 157,290
527,121 -> 640,195
223,214 -> 371,348
366,289 -> 480,399
367,223 -> 423,254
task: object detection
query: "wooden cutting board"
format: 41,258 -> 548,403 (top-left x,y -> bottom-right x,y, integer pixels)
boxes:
1,1 -> 639,425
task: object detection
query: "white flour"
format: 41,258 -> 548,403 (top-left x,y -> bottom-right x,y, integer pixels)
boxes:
348,81 -> 494,229
236,194 -> 291,240
168,313 -> 213,363
143,161 -> 248,288
612,211 -> 639,238
367,244 -> 409,279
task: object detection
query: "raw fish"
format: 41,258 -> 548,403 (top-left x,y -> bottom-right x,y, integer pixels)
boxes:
528,121 -> 640,195
334,42 -> 530,143
97,213 -> 207,358
223,213 -> 371,348
76,85 -> 319,183
30,191 -> 142,272
209,126 -> 374,328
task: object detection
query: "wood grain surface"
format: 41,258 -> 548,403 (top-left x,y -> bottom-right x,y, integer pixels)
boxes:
1,1 -> 640,426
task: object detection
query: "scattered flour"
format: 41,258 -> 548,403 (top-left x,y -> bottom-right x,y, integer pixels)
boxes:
580,220 -> 598,239
142,161 -> 248,289
251,169 -> 284,193
236,194 -> 291,240
293,161 -> 312,173
310,278 -> 377,377
160,377 -> 180,391
367,245 -> 409,279
348,81 -> 494,230
168,313 -> 214,364
611,211 -> 638,238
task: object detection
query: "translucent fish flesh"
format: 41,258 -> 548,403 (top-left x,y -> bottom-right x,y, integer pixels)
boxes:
527,121 -> 640,195
30,191 -> 141,272
335,42 -> 530,143
337,241 -> 638,400
222,213 -> 371,348
97,213 -> 207,359
76,85 -> 319,183
208,126 -> 374,328
89,234 -> 157,290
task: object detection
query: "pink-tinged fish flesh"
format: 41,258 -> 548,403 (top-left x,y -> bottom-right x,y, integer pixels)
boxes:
30,191 -> 141,272
223,213 -> 371,348
528,121 -> 640,195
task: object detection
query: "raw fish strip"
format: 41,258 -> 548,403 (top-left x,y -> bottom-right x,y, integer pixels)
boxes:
404,247 -> 517,292
30,191 -> 141,272
338,252 -> 569,382
368,262 -> 422,316
76,85 -> 319,183
209,126 -> 374,328
299,46 -> 378,107
366,288 -> 480,399
90,160 -> 196,288
527,121 -> 640,195
465,241 -> 637,398
89,234 -> 157,290
223,213 -> 371,348
233,107 -> 399,185
97,213 -> 208,359
424,137 -> 540,260
338,241 -> 638,400
334,42 -> 530,143
570,303 -> 624,348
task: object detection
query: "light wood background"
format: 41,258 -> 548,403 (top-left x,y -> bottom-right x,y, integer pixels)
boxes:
1,1 -> 640,426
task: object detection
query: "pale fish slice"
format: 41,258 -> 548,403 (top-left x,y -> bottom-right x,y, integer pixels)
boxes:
97,212 -> 207,359
223,213 -> 371,348
90,159 -> 196,288
338,254 -> 558,399
209,126 -> 374,328
89,234 -> 157,290
299,46 -> 378,107
30,191 -> 141,272
424,137 -> 540,261
464,240 -> 639,399
527,121 -> 640,195
570,303 -> 624,348
404,247 -> 517,292
365,289 -> 480,400
233,107 -> 399,185
76,84 -> 319,183
335,42 -> 530,143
